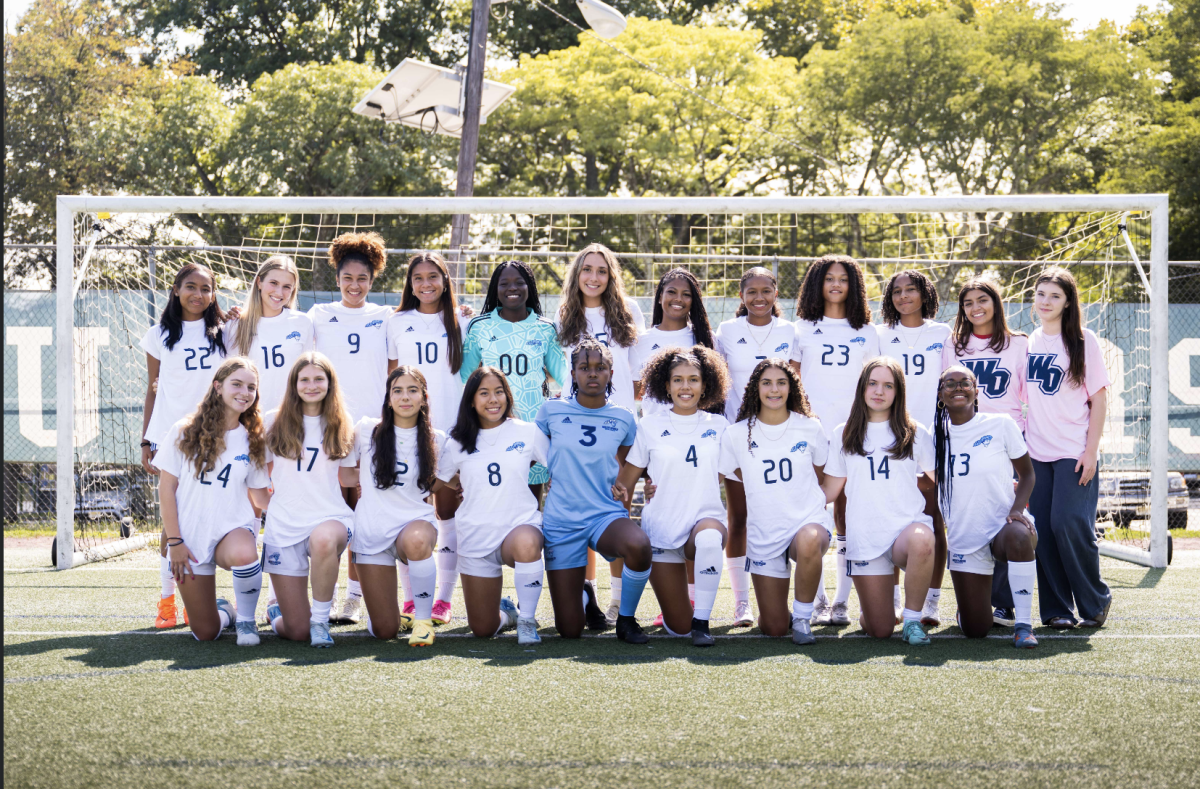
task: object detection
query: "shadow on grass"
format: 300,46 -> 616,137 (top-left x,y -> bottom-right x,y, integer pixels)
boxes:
1104,567 -> 1166,589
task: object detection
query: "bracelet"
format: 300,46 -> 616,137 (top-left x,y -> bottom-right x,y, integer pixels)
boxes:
140,441 -> 152,448
167,537 -> 185,546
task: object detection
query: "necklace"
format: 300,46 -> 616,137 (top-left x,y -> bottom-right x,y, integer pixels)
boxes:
754,414 -> 790,442
478,423 -> 504,448
896,321 -> 928,350
668,409 -> 700,435
744,317 -> 775,353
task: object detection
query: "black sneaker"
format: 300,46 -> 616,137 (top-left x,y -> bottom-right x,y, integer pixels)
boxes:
616,614 -> 649,644
583,581 -> 608,631
992,607 -> 1015,627
1079,597 -> 1112,628
690,617 -> 714,647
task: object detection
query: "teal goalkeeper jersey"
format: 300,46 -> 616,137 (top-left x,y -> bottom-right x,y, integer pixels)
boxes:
461,309 -> 569,422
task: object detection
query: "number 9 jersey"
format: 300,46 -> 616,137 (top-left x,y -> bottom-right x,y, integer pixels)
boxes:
308,301 -> 393,423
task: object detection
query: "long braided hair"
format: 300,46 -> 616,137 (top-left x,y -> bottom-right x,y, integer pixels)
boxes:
933,365 -> 980,519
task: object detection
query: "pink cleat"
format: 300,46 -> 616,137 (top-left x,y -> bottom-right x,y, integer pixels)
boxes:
431,599 -> 452,625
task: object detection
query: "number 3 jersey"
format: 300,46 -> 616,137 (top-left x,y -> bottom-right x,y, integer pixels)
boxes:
825,421 -> 935,561
139,320 -> 226,445
436,419 -> 549,558
308,301 -> 393,424
791,317 -> 881,440
718,413 -> 831,559
462,310 -> 569,422
626,411 -> 729,549
346,417 -> 446,556
151,420 -> 270,564
940,412 -> 1028,556
261,411 -> 356,548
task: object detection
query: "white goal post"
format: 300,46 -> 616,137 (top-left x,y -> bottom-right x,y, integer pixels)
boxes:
53,194 -> 1171,570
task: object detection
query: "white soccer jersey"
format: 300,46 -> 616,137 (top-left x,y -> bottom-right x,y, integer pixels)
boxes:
627,411 -> 728,549
387,309 -> 471,432
152,421 -> 270,565
308,301 -> 392,424
791,318 -> 881,439
825,421 -> 935,561
631,326 -> 695,416
941,412 -> 1028,556
140,321 -> 226,445
877,320 -> 952,430
436,419 -> 549,558
347,417 -> 444,556
223,309 -> 314,413
262,411 -> 355,548
718,413 -> 830,559
715,316 -> 798,423
558,301 -> 645,413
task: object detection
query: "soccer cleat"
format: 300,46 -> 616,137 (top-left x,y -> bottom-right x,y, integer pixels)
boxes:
652,613 -> 664,627
408,619 -> 435,647
812,595 -> 832,626
993,607 -> 1016,627
901,619 -> 931,646
583,583 -> 608,631
155,596 -> 178,629
604,600 -> 620,628
920,598 -> 940,628
828,601 -> 851,626
616,614 -> 649,645
690,618 -> 714,647
309,621 -> 334,648
431,599 -> 453,625
516,616 -> 541,645
791,617 -> 815,646
732,599 -> 754,627
266,603 -> 282,632
331,594 -> 360,624
399,601 -> 415,632
498,597 -> 519,632
215,598 -> 236,632
235,620 -> 260,647
1013,623 -> 1038,648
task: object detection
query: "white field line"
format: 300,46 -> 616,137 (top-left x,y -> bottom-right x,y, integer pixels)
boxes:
4,630 -> 1199,640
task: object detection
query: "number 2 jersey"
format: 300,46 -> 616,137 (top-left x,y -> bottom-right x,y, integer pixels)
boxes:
261,411 -> 355,548
140,320 -> 226,446
308,301 -> 392,423
791,317 -> 881,440
462,309 -> 569,422
940,412 -> 1028,556
715,316 -> 798,423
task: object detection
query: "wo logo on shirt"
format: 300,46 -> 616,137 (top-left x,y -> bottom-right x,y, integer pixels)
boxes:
1028,353 -> 1065,394
505,441 -> 526,452
365,319 -> 384,328
602,418 -> 619,432
285,331 -> 302,341
850,336 -> 866,345
234,454 -> 250,465
973,435 -> 993,448
701,429 -> 718,439
959,358 -> 1010,398
526,339 -> 543,347
926,342 -> 944,351
774,343 -> 789,352
789,441 -> 808,454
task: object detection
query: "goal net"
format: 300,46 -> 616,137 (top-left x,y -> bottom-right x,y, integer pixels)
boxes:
36,196 -> 1169,569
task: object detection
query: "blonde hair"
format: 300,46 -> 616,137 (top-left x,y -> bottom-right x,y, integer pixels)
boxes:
557,243 -> 638,349
267,352 -> 354,461
176,357 -> 266,477
233,256 -> 300,356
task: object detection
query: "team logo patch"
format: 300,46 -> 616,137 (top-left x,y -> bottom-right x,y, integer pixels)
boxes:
890,337 -> 901,343
526,339 -> 543,347
973,435 -> 993,448
489,335 -> 498,341
562,417 -> 573,424
660,430 -> 671,437
651,343 -> 660,350
439,546 -> 454,554
736,338 -> 748,345
365,319 -> 384,328
285,331 -> 302,341
602,418 -> 619,432
1028,353 -> 1065,394
853,560 -> 869,567
850,336 -> 866,345
545,547 -> 556,561
790,441 -> 808,453
415,591 -> 431,599
652,548 -> 665,555
752,559 -> 767,567
267,553 -> 281,566
441,332 -> 447,338
951,553 -> 967,565
1014,588 -> 1032,596
405,325 -> 415,333
813,328 -> 823,335
774,342 -> 789,353
234,454 -> 250,465
505,441 -> 526,452
926,342 -> 944,351
701,429 -> 718,439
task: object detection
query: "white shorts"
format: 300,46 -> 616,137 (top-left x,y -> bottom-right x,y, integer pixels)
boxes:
948,543 -> 995,575
845,545 -> 895,577
263,528 -> 351,577
353,543 -> 400,567
459,547 -> 506,578
651,545 -> 686,564
188,525 -> 257,576
747,515 -> 833,579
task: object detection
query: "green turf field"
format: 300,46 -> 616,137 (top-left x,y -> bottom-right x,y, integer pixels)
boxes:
4,540 -> 1198,789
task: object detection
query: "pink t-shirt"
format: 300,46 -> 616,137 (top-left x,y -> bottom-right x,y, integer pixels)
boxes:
1024,327 -> 1111,463
941,333 -> 1028,431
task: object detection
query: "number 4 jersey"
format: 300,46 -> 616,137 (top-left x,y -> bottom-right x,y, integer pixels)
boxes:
261,411 -> 356,549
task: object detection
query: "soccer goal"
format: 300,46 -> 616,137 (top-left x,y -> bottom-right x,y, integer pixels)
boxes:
43,195 -> 1170,570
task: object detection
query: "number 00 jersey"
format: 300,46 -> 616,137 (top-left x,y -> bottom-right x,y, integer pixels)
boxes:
462,310 -> 569,422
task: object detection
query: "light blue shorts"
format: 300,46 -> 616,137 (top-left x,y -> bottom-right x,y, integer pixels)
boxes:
543,513 -> 624,571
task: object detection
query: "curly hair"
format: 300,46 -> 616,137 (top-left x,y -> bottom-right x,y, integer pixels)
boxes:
735,359 -> 812,455
650,268 -> 715,349
371,366 -> 437,493
328,231 -> 387,277
950,276 -> 1025,355
569,336 -> 615,397
879,269 -> 939,327
641,345 -> 729,412
558,243 -> 638,349
734,267 -> 782,318
481,260 -> 543,317
451,366 -> 517,455
398,252 -> 463,374
841,357 -> 916,460
176,357 -> 266,477
796,254 -> 871,329
267,352 -> 354,462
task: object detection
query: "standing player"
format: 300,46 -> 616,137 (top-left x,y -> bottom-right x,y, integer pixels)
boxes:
260,353 -> 356,648
942,277 -> 1029,627
155,357 -> 269,645
141,263 -> 228,629
792,254 -> 880,627
340,366 -> 445,646
934,366 -> 1039,647
538,338 -> 650,644
616,346 -> 730,646
386,252 -> 469,626
309,232 -> 392,623
1026,267 -> 1112,629
877,269 -> 951,627
632,268 -> 718,416
821,358 -> 937,646
437,367 -> 549,645
714,267 -> 798,627
718,360 -> 833,645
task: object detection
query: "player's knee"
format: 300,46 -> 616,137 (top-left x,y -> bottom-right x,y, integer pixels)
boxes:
962,621 -> 989,639
470,620 -> 497,639
557,620 -> 584,639
509,527 -> 543,559
401,522 -> 437,557
192,623 -> 222,641
795,525 -> 825,555
373,623 -> 399,641
760,615 -> 789,638
624,533 -> 652,571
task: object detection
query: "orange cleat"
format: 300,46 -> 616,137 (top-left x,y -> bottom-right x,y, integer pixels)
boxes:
155,596 -> 178,629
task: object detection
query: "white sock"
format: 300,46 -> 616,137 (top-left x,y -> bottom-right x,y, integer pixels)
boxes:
514,559 -> 545,620
687,583 -> 696,603
398,562 -> 413,605
435,518 -> 458,602
310,598 -> 333,625
894,583 -> 902,610
217,607 -> 233,631
265,574 -> 277,606
693,530 -> 724,621
726,555 -> 750,606
347,579 -> 362,600
330,581 -> 339,603
495,604 -> 517,635
231,561 -> 262,623
925,588 -> 941,608
407,556 -> 437,621
270,612 -> 282,634
815,561 -> 829,605
902,607 -> 921,623
160,555 -> 175,598
1008,560 -> 1037,626
792,599 -> 814,621
609,574 -> 623,607
365,616 -> 376,638
833,537 -> 853,606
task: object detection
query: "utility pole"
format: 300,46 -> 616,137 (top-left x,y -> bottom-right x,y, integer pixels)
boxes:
447,0 -> 492,287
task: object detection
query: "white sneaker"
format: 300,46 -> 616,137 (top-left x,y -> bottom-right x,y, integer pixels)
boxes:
791,617 -> 815,645
828,601 -> 850,626
333,594 -> 361,624
516,616 -> 541,645
733,599 -> 754,627
812,595 -> 832,626
920,597 -> 941,627
235,620 -> 260,647
604,600 -> 620,628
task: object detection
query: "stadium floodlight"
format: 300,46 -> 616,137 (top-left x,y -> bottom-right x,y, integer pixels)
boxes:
351,58 -> 516,139
575,0 -> 627,39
